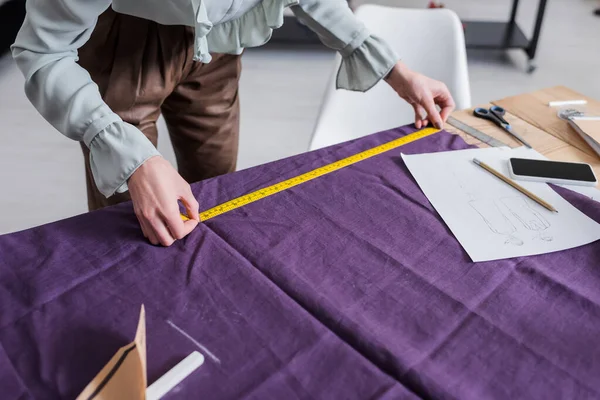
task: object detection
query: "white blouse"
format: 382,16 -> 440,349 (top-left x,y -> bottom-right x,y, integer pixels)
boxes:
11,0 -> 399,197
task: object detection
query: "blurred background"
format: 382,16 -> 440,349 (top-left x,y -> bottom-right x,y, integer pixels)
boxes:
1,0 -> 599,234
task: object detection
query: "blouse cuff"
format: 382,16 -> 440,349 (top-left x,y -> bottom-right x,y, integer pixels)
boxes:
336,34 -> 400,92
86,118 -> 160,197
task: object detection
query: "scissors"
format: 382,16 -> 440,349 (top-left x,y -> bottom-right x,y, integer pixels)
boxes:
473,106 -> 532,148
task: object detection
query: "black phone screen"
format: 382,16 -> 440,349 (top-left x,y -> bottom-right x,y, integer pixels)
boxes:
510,158 -> 596,182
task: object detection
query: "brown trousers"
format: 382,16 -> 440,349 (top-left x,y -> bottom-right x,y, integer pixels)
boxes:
77,8 -> 241,211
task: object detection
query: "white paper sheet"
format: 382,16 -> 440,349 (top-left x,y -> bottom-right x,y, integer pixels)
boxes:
402,147 -> 600,262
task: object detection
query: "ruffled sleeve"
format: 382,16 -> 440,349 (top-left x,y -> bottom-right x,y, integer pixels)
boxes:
201,0 -> 398,92
206,0 -> 298,53
335,35 -> 399,92
86,120 -> 160,196
11,0 -> 160,197
290,0 -> 400,92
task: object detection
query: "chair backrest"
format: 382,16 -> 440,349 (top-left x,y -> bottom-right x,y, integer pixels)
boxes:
309,5 -> 471,151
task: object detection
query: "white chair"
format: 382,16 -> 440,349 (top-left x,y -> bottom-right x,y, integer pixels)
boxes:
308,5 -> 471,151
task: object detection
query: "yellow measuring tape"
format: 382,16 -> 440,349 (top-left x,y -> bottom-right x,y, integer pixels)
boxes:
182,127 -> 439,222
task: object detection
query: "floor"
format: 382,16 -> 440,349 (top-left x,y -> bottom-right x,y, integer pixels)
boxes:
1,0 -> 599,234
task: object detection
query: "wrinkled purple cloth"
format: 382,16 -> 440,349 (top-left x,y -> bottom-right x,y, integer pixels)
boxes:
1,125 -> 600,399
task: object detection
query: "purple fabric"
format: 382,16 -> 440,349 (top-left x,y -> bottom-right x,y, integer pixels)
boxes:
1,125 -> 600,399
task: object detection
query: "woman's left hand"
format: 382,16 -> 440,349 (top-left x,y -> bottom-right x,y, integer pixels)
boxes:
384,61 -> 456,130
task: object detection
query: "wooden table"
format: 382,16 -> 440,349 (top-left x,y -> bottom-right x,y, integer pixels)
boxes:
446,86 -> 600,189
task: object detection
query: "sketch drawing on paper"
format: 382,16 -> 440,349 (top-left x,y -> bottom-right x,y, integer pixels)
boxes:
452,171 -> 476,202
453,172 -> 553,245
453,171 -> 523,245
402,148 -> 600,262
501,197 -> 553,242
468,196 -> 553,245
469,199 -> 524,246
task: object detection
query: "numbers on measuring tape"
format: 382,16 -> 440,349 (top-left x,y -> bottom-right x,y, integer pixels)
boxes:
180,128 -> 438,222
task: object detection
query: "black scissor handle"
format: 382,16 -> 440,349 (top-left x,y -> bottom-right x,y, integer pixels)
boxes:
490,105 -> 505,115
474,106 -> 509,127
473,107 -> 493,119
490,106 -> 509,125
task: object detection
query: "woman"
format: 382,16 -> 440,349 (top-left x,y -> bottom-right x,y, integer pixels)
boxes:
11,0 -> 455,246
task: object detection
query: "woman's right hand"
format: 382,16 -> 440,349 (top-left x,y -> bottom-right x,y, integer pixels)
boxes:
127,156 -> 199,246
384,61 -> 455,130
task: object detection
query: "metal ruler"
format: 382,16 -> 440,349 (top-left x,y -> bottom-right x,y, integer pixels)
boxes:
447,116 -> 507,148
182,127 -> 440,222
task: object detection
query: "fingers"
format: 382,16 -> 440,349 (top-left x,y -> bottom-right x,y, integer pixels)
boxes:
161,190 -> 200,244
137,198 -> 200,247
134,205 -> 150,240
138,217 -> 148,239
438,95 -> 455,123
439,104 -> 453,124
413,104 -> 422,129
134,192 -> 200,247
435,83 -> 455,123
135,209 -> 162,246
128,157 -> 200,247
137,213 -> 148,238
151,217 -> 176,247
164,208 -> 197,242
140,209 -> 194,247
181,219 -> 199,237
422,97 -> 443,129
181,189 -> 200,222
412,104 -> 430,129
137,207 -> 177,247
141,219 -> 160,246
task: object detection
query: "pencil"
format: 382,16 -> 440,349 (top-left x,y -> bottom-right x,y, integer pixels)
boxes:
472,158 -> 558,213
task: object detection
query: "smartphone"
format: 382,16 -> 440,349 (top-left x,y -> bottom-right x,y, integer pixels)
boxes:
508,157 -> 597,186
